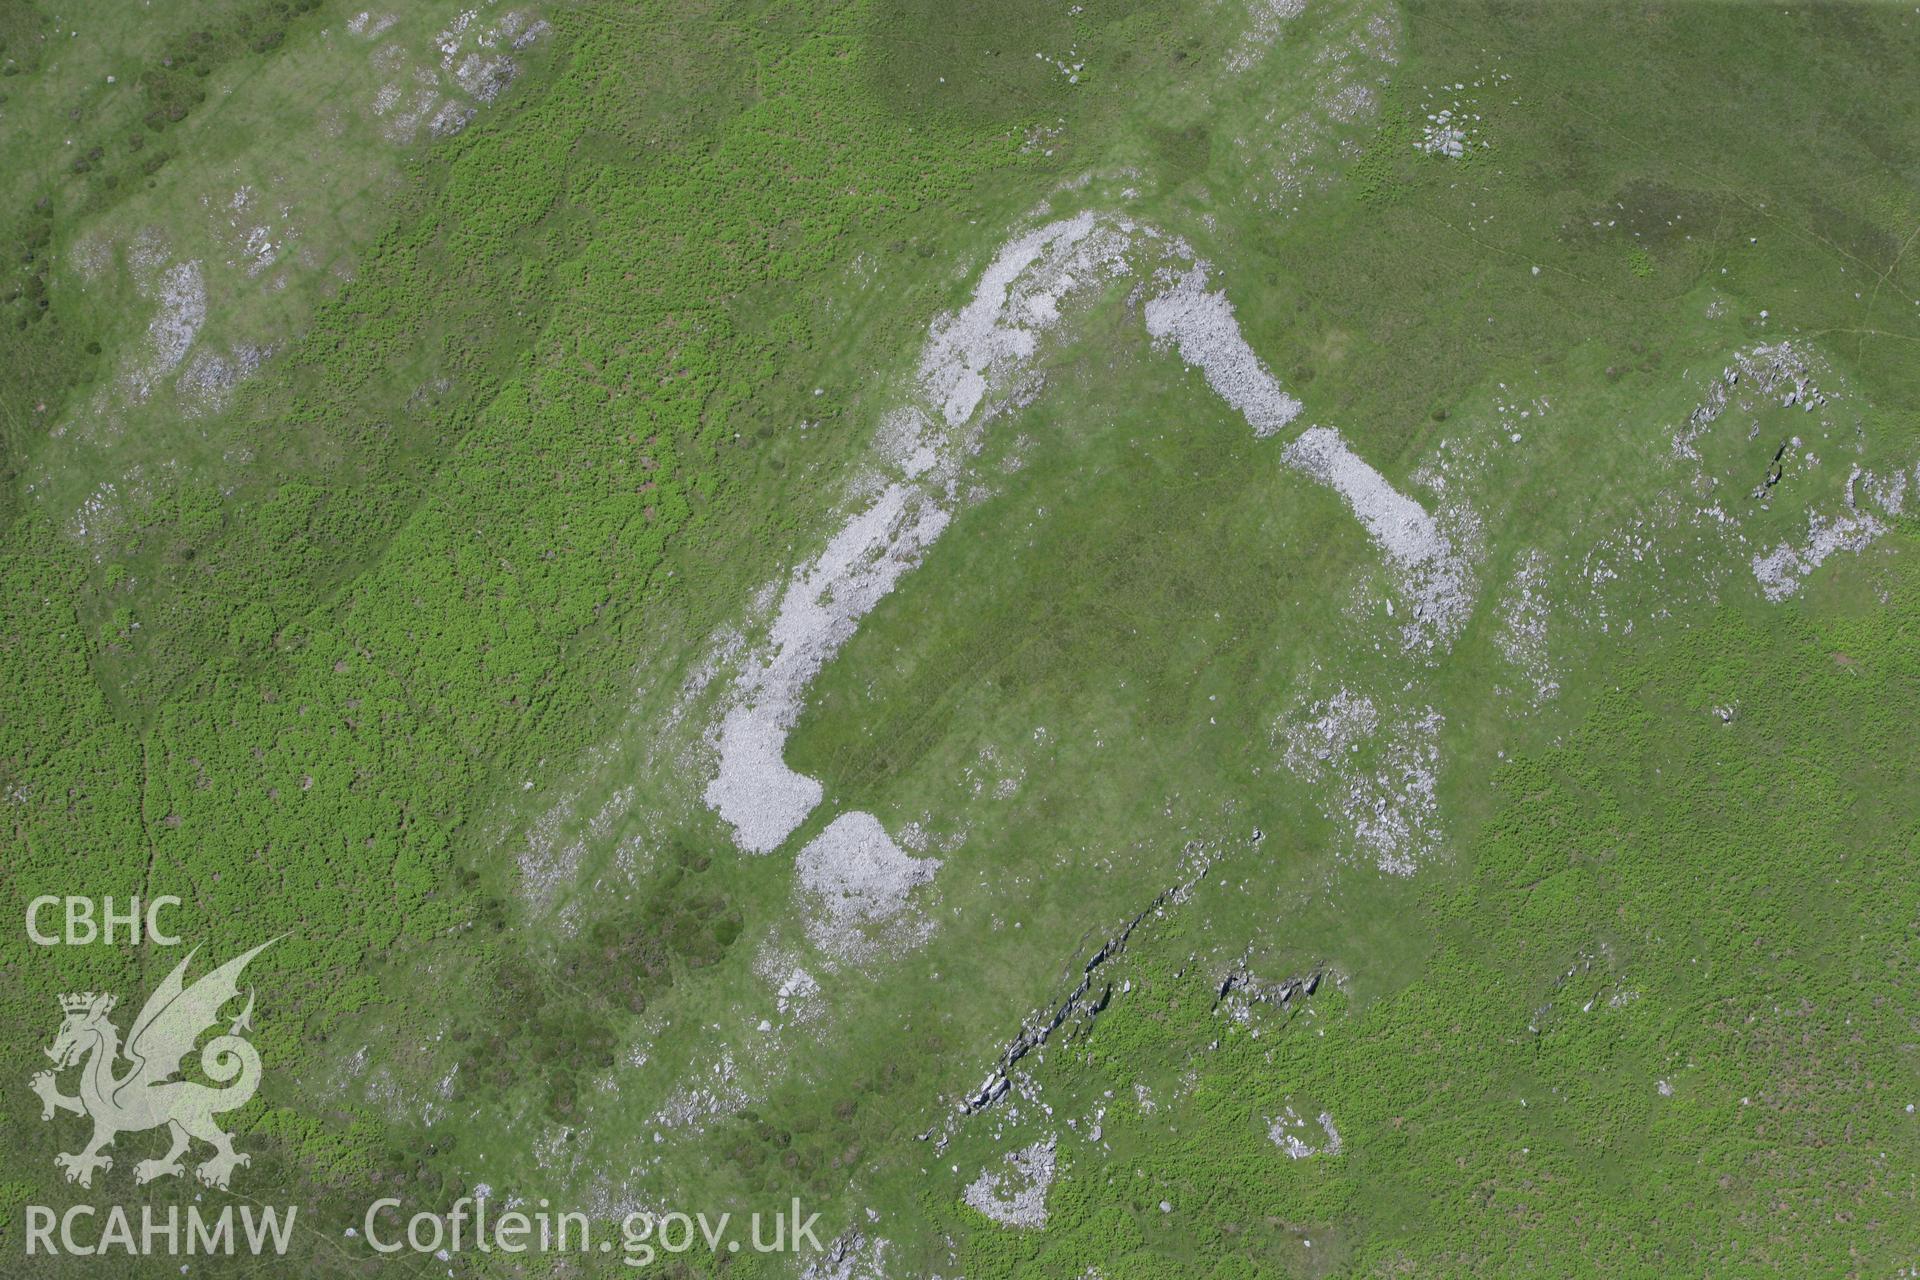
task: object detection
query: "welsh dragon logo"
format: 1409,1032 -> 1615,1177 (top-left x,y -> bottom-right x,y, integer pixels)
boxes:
29,942 -> 273,1190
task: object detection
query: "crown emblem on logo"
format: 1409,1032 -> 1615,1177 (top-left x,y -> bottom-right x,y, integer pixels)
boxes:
35,943 -> 274,1191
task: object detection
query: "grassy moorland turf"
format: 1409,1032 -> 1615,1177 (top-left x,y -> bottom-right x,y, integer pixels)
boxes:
2,0 -> 1918,1277
0,0 -> 1177,1267
902,558 -> 1920,1278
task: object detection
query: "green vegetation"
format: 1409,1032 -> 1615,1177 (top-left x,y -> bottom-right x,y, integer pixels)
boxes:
908,560 -> 1920,1276
2,0 -> 1917,1276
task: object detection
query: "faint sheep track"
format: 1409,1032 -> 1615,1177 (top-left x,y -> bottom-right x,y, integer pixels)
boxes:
699,208 -> 1479,963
